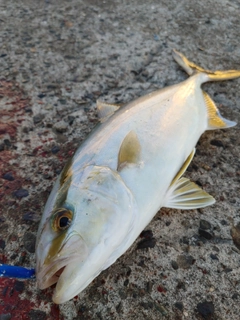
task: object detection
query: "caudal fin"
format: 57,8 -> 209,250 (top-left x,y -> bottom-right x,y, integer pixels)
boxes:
172,49 -> 240,81
173,49 -> 239,130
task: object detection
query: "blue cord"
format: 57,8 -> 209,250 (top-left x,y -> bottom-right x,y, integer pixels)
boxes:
0,264 -> 35,279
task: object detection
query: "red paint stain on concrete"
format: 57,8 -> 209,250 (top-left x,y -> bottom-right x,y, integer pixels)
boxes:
0,278 -> 62,320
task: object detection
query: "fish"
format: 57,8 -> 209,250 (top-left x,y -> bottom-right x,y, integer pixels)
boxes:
35,50 -> 240,304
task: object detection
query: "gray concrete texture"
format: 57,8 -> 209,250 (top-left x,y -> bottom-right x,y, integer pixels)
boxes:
0,0 -> 240,319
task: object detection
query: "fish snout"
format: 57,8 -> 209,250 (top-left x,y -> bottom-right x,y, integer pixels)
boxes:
36,233 -> 88,290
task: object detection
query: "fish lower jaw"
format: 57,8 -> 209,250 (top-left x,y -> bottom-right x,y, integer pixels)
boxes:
51,246 -> 113,304
37,253 -> 82,290
37,263 -> 67,290
52,266 -> 99,304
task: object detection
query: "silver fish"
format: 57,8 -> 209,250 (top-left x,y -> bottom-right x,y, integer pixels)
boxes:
36,50 -> 240,303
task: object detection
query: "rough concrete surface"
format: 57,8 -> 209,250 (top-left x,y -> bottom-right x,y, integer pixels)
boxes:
0,0 -> 240,319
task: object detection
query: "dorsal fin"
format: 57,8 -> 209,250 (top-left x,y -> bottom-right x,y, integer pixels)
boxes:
117,131 -> 141,171
96,100 -> 120,122
203,91 -> 236,130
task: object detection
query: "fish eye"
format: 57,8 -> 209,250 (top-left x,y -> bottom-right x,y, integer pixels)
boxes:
52,208 -> 73,232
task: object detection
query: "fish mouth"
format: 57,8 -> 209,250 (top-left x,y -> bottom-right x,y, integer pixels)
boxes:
36,255 -> 79,290
36,233 -> 88,290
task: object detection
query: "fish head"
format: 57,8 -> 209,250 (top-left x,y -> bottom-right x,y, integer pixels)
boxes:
36,165 -> 136,303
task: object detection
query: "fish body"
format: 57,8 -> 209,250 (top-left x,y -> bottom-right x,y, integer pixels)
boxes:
36,50 -> 240,303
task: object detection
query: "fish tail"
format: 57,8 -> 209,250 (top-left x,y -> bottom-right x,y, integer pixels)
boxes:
173,49 -> 239,130
172,49 -> 240,81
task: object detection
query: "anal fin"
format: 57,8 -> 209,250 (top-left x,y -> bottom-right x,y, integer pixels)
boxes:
164,177 -> 215,209
171,149 -> 195,186
203,91 -> 237,130
164,149 -> 215,210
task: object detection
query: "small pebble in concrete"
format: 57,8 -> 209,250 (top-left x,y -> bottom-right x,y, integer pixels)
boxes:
231,222 -> 240,250
4,139 -> 11,147
176,254 -> 195,269
13,189 -> 29,199
180,236 -> 189,244
210,253 -> 218,260
68,115 -> 75,125
23,232 -> 36,253
154,302 -> 168,316
140,229 -> 153,239
54,120 -> 68,133
38,93 -> 46,99
33,114 -> 45,124
171,260 -> 179,270
140,301 -> 153,309
137,229 -> 156,249
51,145 -> 60,154
22,212 -> 39,222
2,172 -> 14,181
198,228 -> 214,240
176,280 -> 186,290
232,293 -> 239,300
0,314 -> 11,320
146,281 -> 153,293
0,239 -> 6,249
196,301 -> 214,318
123,279 -> 129,287
126,268 -> 131,277
220,219 -> 228,226
210,139 -> 224,147
174,302 -> 183,311
137,237 -> 156,249
24,107 -> 32,113
14,281 -> 25,292
116,302 -> 123,314
199,219 -> 211,230
28,310 -> 47,320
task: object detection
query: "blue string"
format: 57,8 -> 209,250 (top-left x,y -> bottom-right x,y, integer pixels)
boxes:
0,264 -> 35,279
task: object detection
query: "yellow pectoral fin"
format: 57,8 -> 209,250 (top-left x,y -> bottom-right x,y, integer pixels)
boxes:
203,91 -> 237,130
117,131 -> 141,171
164,177 -> 215,210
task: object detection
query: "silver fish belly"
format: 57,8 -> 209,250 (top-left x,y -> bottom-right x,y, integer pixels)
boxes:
35,50 -> 240,304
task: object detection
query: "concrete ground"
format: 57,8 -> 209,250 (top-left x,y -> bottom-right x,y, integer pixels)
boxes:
0,0 -> 240,319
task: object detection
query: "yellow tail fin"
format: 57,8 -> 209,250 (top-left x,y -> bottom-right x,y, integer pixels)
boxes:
173,49 -> 239,129
172,49 -> 240,81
